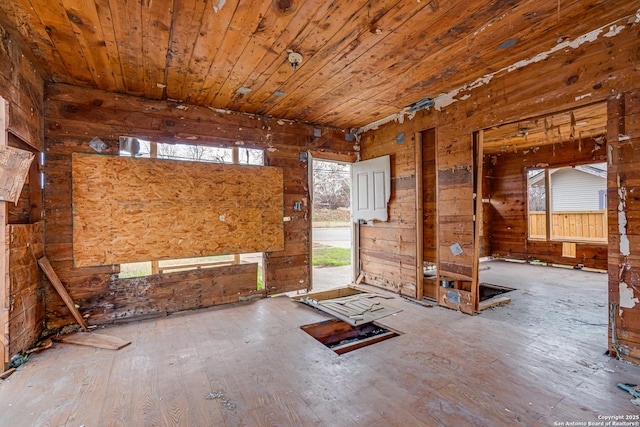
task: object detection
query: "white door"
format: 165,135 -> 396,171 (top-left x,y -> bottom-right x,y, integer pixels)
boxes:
351,155 -> 391,222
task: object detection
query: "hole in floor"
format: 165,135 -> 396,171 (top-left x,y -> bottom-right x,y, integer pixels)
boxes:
480,283 -> 516,301
301,318 -> 400,355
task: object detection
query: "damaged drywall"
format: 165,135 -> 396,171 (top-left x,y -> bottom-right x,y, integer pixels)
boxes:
617,176 -> 630,256
619,282 -> 639,310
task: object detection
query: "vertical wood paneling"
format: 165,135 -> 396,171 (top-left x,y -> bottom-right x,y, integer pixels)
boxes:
360,130 -> 418,297
7,222 -> 45,358
0,21 -> 45,150
0,31 -> 44,367
0,97 -> 8,368
608,89 -> 640,363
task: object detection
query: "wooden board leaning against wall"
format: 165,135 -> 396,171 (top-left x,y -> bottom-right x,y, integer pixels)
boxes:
44,84 -> 356,329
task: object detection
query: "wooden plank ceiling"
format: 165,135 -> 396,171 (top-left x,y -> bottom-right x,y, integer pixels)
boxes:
0,0 -> 634,129
483,102 -> 607,155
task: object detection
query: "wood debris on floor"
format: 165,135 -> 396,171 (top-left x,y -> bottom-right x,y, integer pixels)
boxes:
52,332 -> 131,350
293,287 -> 401,326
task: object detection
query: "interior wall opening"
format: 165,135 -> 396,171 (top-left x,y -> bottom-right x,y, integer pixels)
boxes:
310,158 -> 352,292
478,101 -> 609,339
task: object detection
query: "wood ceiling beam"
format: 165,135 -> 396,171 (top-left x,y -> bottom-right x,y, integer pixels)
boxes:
93,0 -> 126,92
141,0 -> 173,99
108,0 -> 145,95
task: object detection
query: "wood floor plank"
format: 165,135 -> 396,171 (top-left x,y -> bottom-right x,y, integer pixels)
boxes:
97,323 -> 141,426
62,346 -> 117,426
1,261 -> 640,426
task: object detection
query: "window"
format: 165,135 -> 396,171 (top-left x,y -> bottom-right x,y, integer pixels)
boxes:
117,138 -> 265,279
527,163 -> 607,242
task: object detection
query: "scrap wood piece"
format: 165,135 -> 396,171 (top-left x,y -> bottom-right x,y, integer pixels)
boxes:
53,332 -> 131,350
25,338 -> 53,354
478,296 -> 512,311
0,144 -> 34,203
0,368 -> 16,380
348,285 -> 394,299
38,257 -> 88,331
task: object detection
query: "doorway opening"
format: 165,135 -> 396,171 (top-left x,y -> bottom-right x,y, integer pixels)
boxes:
311,159 -> 352,291
477,102 -> 609,346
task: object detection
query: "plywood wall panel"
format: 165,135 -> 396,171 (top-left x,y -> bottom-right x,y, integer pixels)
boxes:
71,154 -> 284,267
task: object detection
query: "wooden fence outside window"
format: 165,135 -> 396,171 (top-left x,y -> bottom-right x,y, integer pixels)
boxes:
528,210 -> 607,242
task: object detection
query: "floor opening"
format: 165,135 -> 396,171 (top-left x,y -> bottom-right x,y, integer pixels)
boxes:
479,283 -> 515,301
301,318 -> 399,355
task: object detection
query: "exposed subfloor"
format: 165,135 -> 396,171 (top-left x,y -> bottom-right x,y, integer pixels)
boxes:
1,260 -> 639,426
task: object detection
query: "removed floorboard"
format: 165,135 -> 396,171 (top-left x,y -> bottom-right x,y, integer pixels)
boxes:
53,332 -> 131,350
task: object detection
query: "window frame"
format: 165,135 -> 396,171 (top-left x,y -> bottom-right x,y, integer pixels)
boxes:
526,163 -> 607,244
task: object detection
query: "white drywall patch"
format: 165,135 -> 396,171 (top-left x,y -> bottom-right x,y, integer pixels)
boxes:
619,282 -> 639,309
618,183 -> 630,256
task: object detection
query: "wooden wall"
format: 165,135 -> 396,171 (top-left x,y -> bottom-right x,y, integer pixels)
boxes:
7,222 -> 44,357
46,263 -> 260,327
0,23 -> 44,151
358,14 -> 639,317
44,83 -> 354,329
487,137 -> 608,270
608,90 -> 640,363
0,22 -> 44,369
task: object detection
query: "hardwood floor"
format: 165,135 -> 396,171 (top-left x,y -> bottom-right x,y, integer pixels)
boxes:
1,261 -> 639,426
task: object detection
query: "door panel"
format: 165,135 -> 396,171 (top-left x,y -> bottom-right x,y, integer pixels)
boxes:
351,155 -> 390,222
